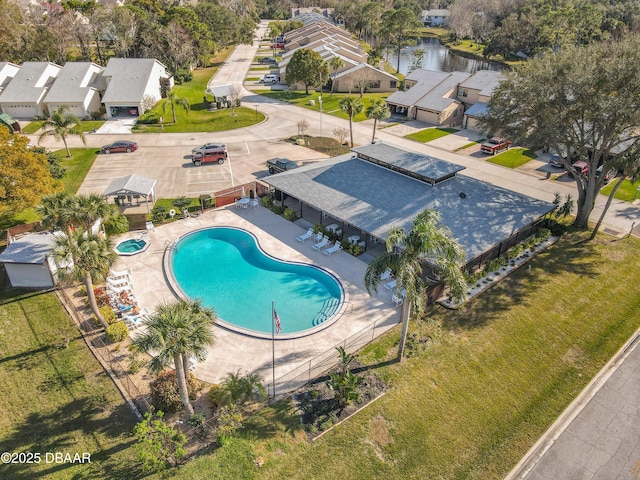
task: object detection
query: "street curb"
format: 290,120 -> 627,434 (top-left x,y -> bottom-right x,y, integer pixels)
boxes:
504,327 -> 640,479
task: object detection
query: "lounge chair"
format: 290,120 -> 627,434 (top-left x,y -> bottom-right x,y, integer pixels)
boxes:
297,228 -> 314,242
323,242 -> 343,255
384,279 -> 397,290
312,235 -> 329,250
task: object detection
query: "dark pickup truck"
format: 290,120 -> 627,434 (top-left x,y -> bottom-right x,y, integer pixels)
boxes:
266,158 -> 298,174
480,137 -> 512,155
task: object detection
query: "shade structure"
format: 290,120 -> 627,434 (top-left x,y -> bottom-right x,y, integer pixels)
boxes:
103,174 -> 157,212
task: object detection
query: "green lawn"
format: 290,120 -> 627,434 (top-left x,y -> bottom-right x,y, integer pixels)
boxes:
21,120 -> 105,135
600,176 -> 640,201
0,290 -> 139,479
259,91 -> 391,122
133,63 -> 265,133
487,147 -> 537,168
404,127 -> 458,143
155,230 -> 640,480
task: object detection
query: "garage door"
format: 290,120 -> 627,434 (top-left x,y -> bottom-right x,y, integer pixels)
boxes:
2,105 -> 39,119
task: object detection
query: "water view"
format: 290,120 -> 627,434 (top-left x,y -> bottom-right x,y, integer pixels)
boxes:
386,36 -> 502,75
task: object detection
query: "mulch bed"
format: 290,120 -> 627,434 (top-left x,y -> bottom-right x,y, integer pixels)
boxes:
292,360 -> 389,439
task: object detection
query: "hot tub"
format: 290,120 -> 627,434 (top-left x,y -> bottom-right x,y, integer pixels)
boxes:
115,238 -> 150,256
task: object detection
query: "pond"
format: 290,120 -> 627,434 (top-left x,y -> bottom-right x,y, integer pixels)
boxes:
386,36 -> 502,75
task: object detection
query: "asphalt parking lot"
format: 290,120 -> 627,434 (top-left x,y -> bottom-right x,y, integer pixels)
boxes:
77,137 -> 329,199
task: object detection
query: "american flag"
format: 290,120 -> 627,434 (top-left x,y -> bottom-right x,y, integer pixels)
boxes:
273,306 -> 281,334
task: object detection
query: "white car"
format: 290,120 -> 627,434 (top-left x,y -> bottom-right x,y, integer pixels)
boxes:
260,74 -> 278,84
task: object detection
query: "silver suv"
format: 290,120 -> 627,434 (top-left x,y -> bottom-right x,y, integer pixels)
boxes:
192,143 -> 227,156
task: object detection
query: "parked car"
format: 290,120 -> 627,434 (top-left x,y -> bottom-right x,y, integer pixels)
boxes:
267,158 -> 297,174
193,149 -> 227,166
572,161 -> 589,175
191,143 -> 227,156
480,137 -> 512,155
258,57 -> 277,64
259,74 -> 278,84
271,41 -> 285,49
549,154 -> 565,168
100,141 -> 138,154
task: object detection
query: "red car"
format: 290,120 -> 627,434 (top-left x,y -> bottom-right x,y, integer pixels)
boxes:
480,137 -> 511,155
193,150 -> 227,166
100,141 -> 138,154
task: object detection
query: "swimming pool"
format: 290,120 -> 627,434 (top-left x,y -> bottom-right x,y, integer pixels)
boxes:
169,227 -> 344,338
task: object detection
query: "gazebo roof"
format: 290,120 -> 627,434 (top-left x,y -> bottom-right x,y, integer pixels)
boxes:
103,174 -> 156,197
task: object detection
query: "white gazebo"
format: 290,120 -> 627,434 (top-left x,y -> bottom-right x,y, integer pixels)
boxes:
103,174 -> 157,212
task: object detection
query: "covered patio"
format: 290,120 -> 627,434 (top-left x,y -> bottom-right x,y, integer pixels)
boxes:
103,174 -> 157,213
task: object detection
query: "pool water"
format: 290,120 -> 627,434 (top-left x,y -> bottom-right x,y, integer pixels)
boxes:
171,228 -> 343,336
116,238 -> 149,255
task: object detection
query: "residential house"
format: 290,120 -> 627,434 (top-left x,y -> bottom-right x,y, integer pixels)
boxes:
290,7 -> 338,24
332,63 -> 398,94
101,58 -> 173,118
44,62 -> 106,119
0,62 -> 62,119
422,9 -> 450,27
386,69 -> 470,126
0,62 -> 20,95
457,70 -> 503,131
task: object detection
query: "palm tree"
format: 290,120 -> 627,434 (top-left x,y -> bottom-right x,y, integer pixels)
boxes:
37,106 -> 86,157
36,192 -> 76,234
52,231 -> 117,329
212,370 -> 267,407
329,56 -> 345,96
364,209 -> 467,361
162,90 -> 190,124
339,96 -> 364,148
134,299 -> 216,415
74,193 -> 115,233
366,98 -> 391,143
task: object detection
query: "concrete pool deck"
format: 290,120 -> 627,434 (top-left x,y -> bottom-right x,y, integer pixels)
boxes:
112,205 -> 400,393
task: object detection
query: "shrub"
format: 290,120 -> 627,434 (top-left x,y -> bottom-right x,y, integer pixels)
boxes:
537,228 -> 551,241
506,244 -> 524,260
172,196 -> 191,211
137,111 -> 162,124
174,69 -> 193,84
313,224 -> 326,234
106,321 -> 129,343
151,204 -> 168,223
260,196 -> 273,208
150,371 -> 201,413
99,305 -> 117,325
271,205 -> 285,215
103,213 -> 129,235
283,207 -> 296,221
129,352 -> 147,374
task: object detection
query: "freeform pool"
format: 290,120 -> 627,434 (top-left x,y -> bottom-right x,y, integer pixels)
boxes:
116,238 -> 150,256
169,227 -> 344,337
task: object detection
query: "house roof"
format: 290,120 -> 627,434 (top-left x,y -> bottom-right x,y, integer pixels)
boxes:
207,84 -> 235,98
423,9 -> 450,17
414,71 -> 470,112
459,69 -> 502,97
103,174 -> 156,196
263,144 -> 555,262
464,101 -> 489,118
386,69 -> 450,107
0,233 -> 57,264
0,62 -> 61,103
333,63 -> 397,81
101,58 -> 167,104
0,62 -> 20,91
44,62 -> 105,104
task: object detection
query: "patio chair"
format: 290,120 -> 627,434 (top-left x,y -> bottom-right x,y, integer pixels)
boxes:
384,279 -> 397,290
323,242 -> 343,256
392,289 -> 406,306
312,235 -> 329,250
250,199 -> 259,208
380,268 -> 393,281
297,228 -> 314,242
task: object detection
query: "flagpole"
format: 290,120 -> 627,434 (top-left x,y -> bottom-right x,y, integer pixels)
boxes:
271,300 -> 276,400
